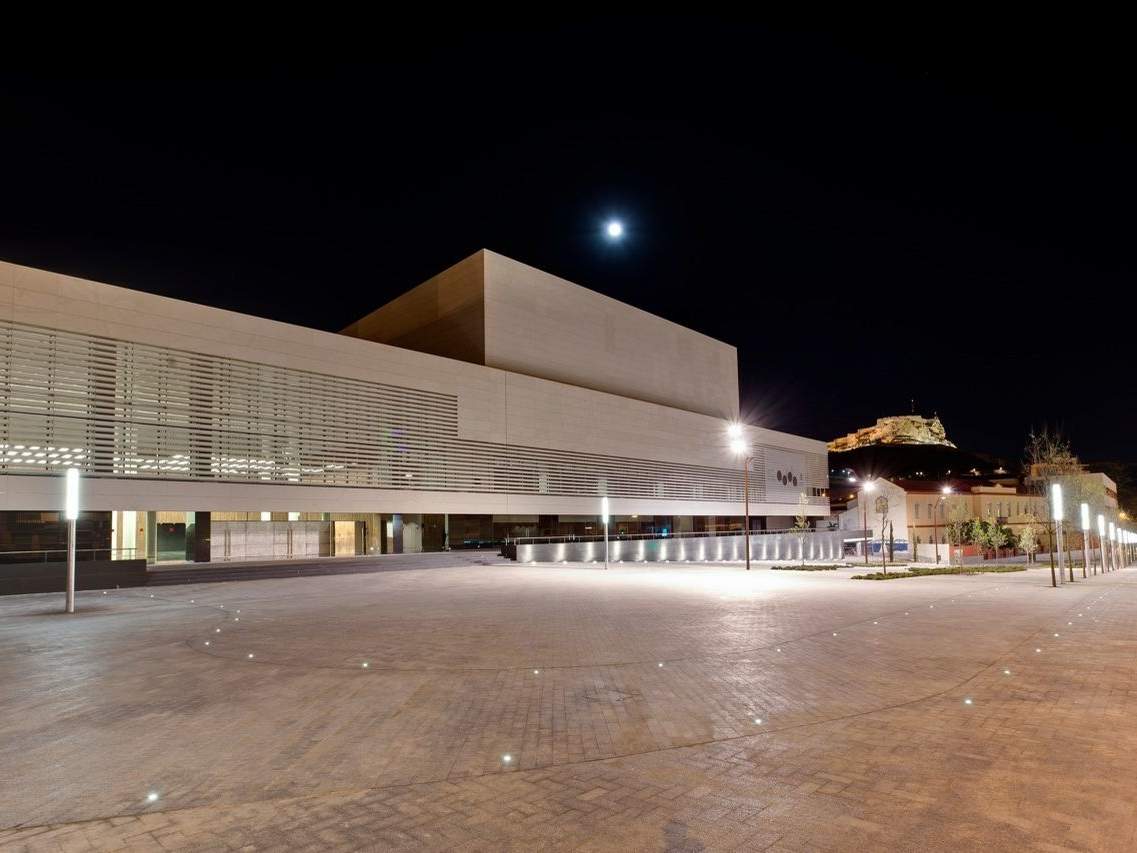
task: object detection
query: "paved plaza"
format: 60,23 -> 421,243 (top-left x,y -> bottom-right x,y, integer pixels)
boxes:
2,561 -> 1136,851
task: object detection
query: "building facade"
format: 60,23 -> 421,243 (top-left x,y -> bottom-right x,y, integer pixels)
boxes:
840,475 -> 1119,561
0,250 -> 829,564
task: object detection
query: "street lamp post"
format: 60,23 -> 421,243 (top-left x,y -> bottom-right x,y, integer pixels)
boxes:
64,467 -> 80,614
1109,522 -> 1117,571
601,496 -> 609,570
1098,514 -> 1107,574
862,481 -> 876,567
729,425 -> 752,571
934,486 -> 951,565
1080,503 -> 1091,578
1050,483 -> 1063,588
1108,522 -> 1116,572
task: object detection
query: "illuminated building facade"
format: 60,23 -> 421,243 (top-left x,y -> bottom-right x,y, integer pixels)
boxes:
0,250 -> 828,565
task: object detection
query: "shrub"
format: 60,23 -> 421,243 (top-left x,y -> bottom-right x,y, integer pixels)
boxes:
770,564 -> 838,571
852,565 -> 1027,580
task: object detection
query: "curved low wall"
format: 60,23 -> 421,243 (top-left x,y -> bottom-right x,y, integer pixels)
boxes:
515,530 -> 848,564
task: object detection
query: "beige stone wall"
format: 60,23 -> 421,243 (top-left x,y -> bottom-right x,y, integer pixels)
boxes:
904,489 -> 1049,546
337,249 -> 740,419
0,258 -> 824,517
483,251 -> 739,420
340,251 -> 485,364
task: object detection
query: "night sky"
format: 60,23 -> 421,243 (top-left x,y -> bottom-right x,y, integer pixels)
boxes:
1,19 -> 1132,462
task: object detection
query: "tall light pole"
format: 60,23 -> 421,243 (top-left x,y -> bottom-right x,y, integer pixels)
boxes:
861,480 -> 876,566
729,424 -> 752,570
1080,503 -> 1091,578
64,467 -> 80,613
601,496 -> 610,570
934,486 -> 950,565
1098,514 -> 1107,574
1050,483 -> 1063,587
1109,522 -> 1117,571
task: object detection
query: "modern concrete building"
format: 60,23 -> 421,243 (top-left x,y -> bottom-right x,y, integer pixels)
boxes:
0,250 -> 829,565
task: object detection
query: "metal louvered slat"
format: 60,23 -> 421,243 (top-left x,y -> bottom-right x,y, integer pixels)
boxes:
0,321 -> 828,506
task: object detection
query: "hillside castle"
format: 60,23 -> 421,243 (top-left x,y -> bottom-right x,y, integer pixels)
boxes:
828,415 -> 956,453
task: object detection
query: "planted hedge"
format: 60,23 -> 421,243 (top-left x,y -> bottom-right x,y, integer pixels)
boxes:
769,564 -> 839,571
852,565 -> 1028,580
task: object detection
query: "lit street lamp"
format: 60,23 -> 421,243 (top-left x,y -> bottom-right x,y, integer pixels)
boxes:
601,496 -> 610,570
1098,514 -> 1107,574
1050,483 -> 1064,587
64,467 -> 80,613
933,486 -> 951,565
729,423 -> 752,570
861,480 -> 876,566
1080,502 -> 1091,578
1109,522 -> 1117,571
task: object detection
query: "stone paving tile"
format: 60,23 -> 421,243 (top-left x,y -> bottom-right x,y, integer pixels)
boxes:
2,564 -> 1136,850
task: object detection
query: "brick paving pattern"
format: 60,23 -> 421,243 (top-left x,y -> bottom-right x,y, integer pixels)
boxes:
1,562 -> 1135,850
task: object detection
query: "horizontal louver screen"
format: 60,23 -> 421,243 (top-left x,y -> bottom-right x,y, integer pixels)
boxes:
0,322 -> 827,505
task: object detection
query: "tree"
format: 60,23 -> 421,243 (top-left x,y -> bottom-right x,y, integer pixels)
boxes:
988,519 -> 1009,560
1019,523 -> 1039,563
875,494 -> 891,573
1024,427 -> 1081,584
971,519 -> 992,564
792,492 -> 810,566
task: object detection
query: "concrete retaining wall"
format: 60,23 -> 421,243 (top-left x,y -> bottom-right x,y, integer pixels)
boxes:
0,559 -> 149,595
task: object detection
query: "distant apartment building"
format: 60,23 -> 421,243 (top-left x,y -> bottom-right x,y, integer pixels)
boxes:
839,475 -> 1118,559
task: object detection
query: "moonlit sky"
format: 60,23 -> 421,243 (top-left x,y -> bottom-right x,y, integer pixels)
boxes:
0,17 -> 1132,460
